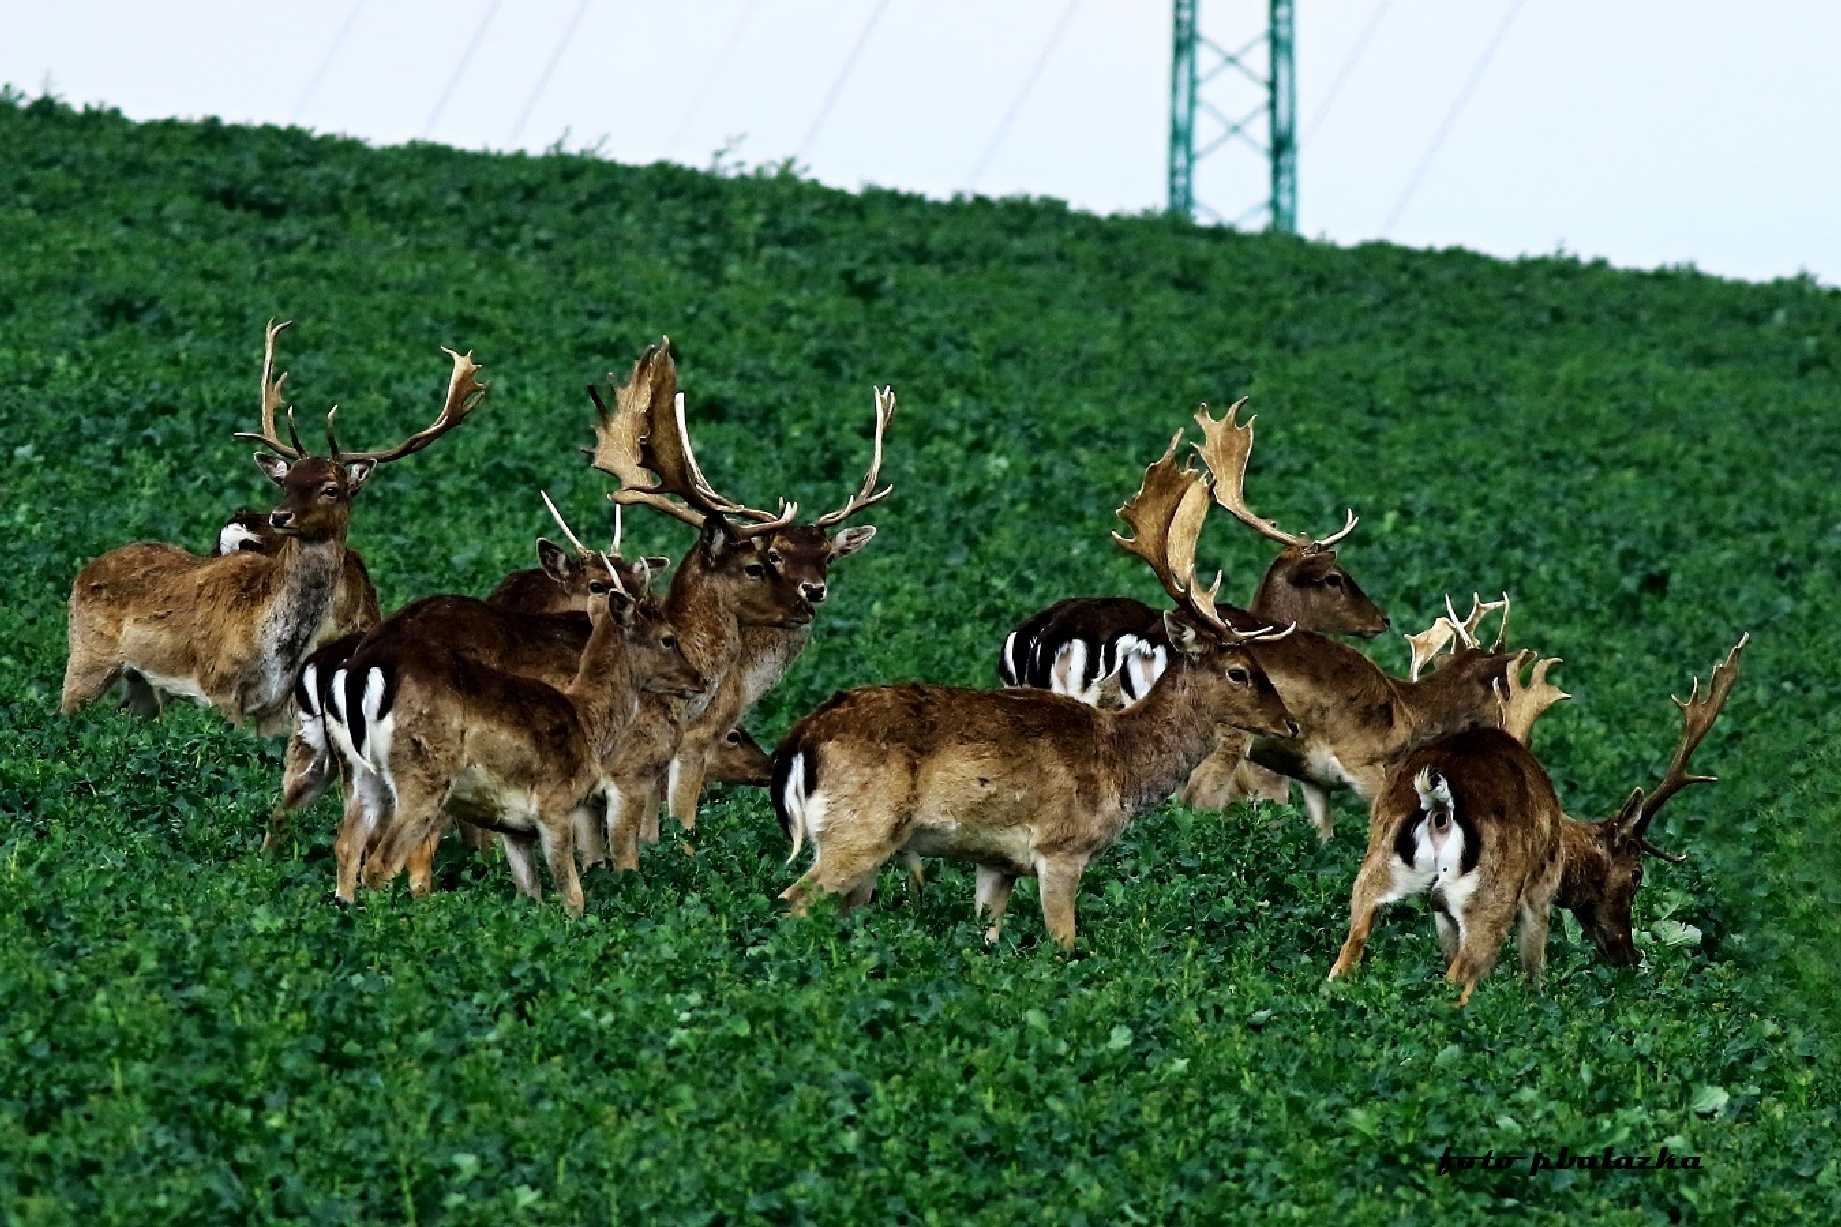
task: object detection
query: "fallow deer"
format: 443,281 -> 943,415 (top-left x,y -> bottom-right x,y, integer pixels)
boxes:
338,499 -> 706,914
61,320 -> 482,734
997,402 -> 1389,813
588,340 -> 886,842
1552,635 -> 1747,965
773,430 -> 1298,950
1327,634 -> 1746,1001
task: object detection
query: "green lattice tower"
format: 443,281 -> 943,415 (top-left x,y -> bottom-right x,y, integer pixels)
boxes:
1168,0 -> 1296,231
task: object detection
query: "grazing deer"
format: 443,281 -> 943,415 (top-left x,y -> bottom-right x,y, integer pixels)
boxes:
1327,635 -> 1745,1001
588,340 -> 887,840
339,499 -> 705,913
997,402 -> 1389,812
1554,635 -> 1747,965
61,320 -> 482,734
774,430 -> 1298,950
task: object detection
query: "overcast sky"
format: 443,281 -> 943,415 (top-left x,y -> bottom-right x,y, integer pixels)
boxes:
8,1 -> 1837,285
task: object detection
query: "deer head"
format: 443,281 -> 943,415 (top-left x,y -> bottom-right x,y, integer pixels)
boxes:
1112,430 -> 1299,741
1564,635 -> 1747,966
1193,401 -> 1388,638
588,340 -> 815,629
534,502 -> 669,607
234,320 -> 486,543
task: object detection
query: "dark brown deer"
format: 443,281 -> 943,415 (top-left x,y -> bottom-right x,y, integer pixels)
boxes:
773,430 -> 1297,950
61,320 -> 482,734
1554,635 -> 1747,965
336,499 -> 705,912
588,341 -> 888,843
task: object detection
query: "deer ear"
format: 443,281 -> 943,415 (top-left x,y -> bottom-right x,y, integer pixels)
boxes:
829,525 -> 877,560
1162,610 -> 1208,657
536,539 -> 576,586
1610,786 -> 1646,841
1292,550 -> 1339,580
342,459 -> 377,494
253,453 -> 291,485
642,555 -> 671,576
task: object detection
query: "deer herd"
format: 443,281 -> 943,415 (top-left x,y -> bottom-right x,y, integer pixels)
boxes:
61,321 -> 1747,1006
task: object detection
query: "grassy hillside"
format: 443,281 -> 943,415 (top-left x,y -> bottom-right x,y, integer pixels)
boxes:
2,96 -> 1838,1223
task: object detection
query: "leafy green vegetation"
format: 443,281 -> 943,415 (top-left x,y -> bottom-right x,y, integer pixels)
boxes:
2,96 -> 1838,1223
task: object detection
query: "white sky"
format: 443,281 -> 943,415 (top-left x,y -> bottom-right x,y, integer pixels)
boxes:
8,1 -> 1837,285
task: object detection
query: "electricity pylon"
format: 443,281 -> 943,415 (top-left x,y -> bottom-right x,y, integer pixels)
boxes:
1168,0 -> 1296,231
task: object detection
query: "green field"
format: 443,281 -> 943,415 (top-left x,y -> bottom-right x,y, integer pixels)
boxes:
2,96 -> 1838,1223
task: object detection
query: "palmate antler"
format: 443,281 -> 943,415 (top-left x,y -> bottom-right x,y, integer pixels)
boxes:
815,386 -> 896,527
1112,431 -> 1292,645
1493,649 -> 1569,746
1192,400 -> 1358,553
1612,634 -> 1750,863
588,339 -> 793,540
1405,592 -> 1511,680
234,320 -> 487,466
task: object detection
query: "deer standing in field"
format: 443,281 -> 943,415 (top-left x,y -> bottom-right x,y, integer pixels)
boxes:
773,429 -> 1298,950
61,320 -> 481,734
588,339 -> 889,846
335,499 -> 705,913
997,401 -> 1388,813
1327,635 -> 1745,1002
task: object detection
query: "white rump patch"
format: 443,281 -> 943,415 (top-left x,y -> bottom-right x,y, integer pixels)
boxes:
1001,631 -> 1022,686
360,667 -> 393,773
218,522 -> 265,555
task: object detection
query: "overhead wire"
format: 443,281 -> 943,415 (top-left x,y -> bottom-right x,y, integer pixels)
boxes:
422,0 -> 504,140
668,0 -> 759,155
796,0 -> 894,161
291,0 -> 368,124
1302,0 -> 1391,142
965,0 -> 1080,191
506,0 -> 594,149
1382,0 -> 1530,235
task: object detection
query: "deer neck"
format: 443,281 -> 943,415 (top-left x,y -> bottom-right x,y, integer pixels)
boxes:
1555,818 -> 1609,916
1105,663 -> 1227,814
566,616 -> 637,759
665,562 -> 742,693
260,535 -> 345,659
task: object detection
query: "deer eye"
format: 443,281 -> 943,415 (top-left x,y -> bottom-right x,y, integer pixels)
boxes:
1226,666 -> 1251,685
661,634 -> 677,649
589,582 -> 609,595
744,563 -> 766,578
1325,574 -> 1344,588
320,485 -> 341,500
766,550 -> 783,565
726,731 -> 741,744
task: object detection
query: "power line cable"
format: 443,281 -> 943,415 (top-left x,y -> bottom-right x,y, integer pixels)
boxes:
1302,0 -> 1391,142
291,0 -> 367,124
668,0 -> 758,154
1382,0 -> 1529,235
796,0 -> 894,161
507,0 -> 593,148
965,0 -> 1079,191
423,0 -> 503,140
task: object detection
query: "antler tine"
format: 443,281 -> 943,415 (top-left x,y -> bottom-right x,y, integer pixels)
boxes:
330,346 -> 488,466
1404,616 -> 1459,682
1192,400 -> 1308,549
814,385 -> 897,528
233,319 -> 307,460
1492,590 -> 1512,651
540,490 -> 593,558
1633,633 -> 1749,845
1113,433 -> 1206,603
666,391 -> 797,534
1444,594 -> 1480,650
609,503 -> 623,557
1315,509 -> 1360,549
1494,649 -> 1571,746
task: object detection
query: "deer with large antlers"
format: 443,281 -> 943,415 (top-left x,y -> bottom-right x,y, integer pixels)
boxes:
773,429 -> 1298,950
61,321 -> 483,734
588,339 -> 891,847
1327,635 -> 1746,1002
997,402 -> 1389,814
329,497 -> 706,912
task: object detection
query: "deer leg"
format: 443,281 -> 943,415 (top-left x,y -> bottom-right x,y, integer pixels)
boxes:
1329,858 -> 1397,979
459,821 -> 494,855
1300,782 -> 1335,842
574,803 -> 608,872
265,727 -> 334,854
608,781 -> 652,873
501,833 -> 542,903
59,652 -> 122,715
666,748 -> 711,834
1445,893 -> 1520,1007
406,823 -> 445,898
1034,853 -> 1091,952
903,851 -> 926,899
1433,908 -> 1461,963
1517,852 -> 1565,984
332,784 -> 379,904
975,866 -> 1017,944
543,810 -> 587,918
119,672 -> 163,719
